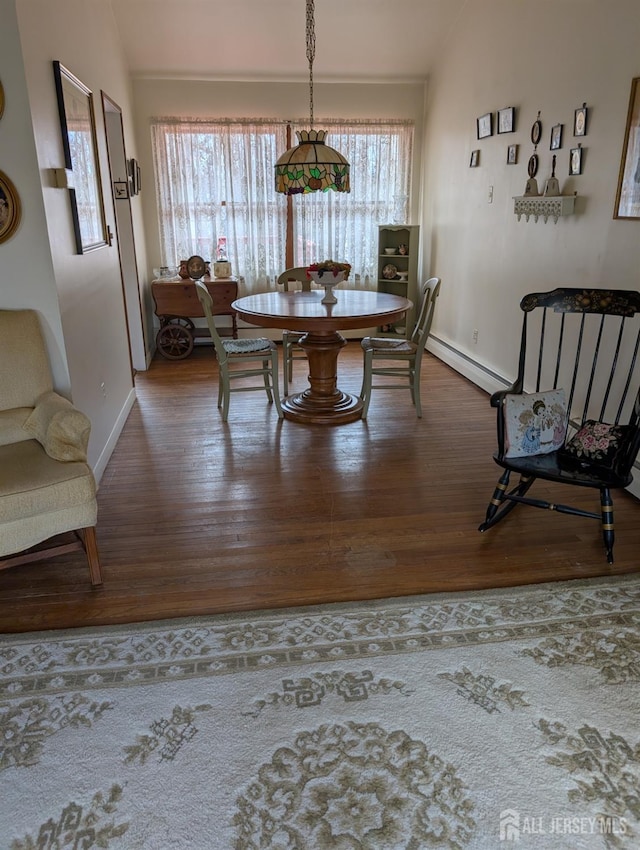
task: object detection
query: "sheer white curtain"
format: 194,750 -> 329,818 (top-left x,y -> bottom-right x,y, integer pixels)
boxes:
290,119 -> 413,290
151,118 -> 288,294
151,117 -> 413,294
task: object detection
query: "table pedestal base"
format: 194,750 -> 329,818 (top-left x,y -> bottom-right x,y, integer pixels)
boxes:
281,331 -> 363,425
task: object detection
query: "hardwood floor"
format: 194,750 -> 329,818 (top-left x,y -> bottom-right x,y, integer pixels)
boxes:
1,342 -> 639,633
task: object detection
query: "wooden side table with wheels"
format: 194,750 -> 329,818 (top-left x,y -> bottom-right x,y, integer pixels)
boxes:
152,276 -> 238,359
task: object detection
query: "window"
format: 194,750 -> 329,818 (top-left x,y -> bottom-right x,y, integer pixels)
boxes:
151,118 -> 413,294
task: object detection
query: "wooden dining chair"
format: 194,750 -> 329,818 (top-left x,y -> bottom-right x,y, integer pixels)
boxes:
359,277 -> 441,419
194,281 -> 283,422
276,267 -> 313,395
479,287 -> 640,563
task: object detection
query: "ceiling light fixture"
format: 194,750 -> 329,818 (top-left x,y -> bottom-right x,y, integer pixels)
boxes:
275,0 -> 350,195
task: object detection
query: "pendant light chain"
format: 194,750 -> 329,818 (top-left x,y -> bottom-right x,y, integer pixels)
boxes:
274,0 -> 350,194
306,0 -> 316,128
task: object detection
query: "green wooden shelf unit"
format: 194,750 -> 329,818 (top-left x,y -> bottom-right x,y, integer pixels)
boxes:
377,224 -> 420,337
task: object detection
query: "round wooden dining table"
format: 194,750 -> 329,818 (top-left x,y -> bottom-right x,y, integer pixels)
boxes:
232,289 -> 412,424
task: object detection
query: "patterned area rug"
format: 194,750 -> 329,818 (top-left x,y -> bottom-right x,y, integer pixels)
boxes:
2,575 -> 640,849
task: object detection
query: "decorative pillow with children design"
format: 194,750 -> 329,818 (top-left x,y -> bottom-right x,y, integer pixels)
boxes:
503,389 -> 568,458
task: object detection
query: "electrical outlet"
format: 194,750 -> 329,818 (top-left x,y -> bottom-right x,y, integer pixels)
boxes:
488,185 -> 494,204
100,381 -> 107,398
472,329 -> 479,344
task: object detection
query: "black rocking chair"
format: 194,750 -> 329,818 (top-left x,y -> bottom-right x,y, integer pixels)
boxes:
479,287 -> 640,563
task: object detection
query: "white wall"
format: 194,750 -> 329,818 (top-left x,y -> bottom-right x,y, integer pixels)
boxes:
10,0 -> 150,475
421,0 -> 640,496
422,0 -> 640,386
0,0 -> 68,387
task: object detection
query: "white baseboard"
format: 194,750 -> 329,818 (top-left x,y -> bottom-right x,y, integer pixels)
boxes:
427,334 -> 508,396
427,334 -> 640,502
93,387 -> 137,485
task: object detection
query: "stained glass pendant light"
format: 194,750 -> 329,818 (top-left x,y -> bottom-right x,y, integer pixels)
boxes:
275,0 -> 350,195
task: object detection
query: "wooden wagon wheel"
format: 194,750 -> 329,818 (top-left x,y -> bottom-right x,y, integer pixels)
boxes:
156,323 -> 194,359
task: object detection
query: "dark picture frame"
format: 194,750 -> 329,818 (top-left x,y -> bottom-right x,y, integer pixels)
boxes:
574,104 -> 588,137
477,113 -> 493,140
128,158 -> 141,196
53,61 -> 107,254
507,144 -> 518,165
550,123 -> 563,151
0,170 -> 21,243
531,118 -> 542,146
0,79 -> 4,121
470,149 -> 479,167
497,107 -> 515,134
614,78 -> 640,219
569,145 -> 583,176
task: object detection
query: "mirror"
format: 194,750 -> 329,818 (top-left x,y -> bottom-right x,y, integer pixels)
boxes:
53,61 -> 107,253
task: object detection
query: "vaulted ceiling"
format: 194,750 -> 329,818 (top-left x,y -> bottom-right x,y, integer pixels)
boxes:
109,0 -> 466,82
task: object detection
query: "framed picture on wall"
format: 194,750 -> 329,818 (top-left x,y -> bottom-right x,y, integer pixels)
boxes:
614,78 -> 640,218
477,113 -> 493,139
53,60 -> 108,254
497,107 -> 515,134
470,149 -> 480,167
574,104 -> 588,136
128,158 -> 139,196
507,144 -> 518,164
550,123 -> 563,150
569,145 -> 583,176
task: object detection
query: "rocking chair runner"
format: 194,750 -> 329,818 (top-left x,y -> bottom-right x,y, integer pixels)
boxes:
479,287 -> 640,563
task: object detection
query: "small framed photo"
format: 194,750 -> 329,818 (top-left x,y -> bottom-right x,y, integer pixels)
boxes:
574,104 -> 588,137
476,113 -> 493,139
113,180 -> 129,199
497,106 -> 515,134
470,149 -> 480,167
550,123 -> 563,150
128,158 -> 139,195
507,144 -> 518,164
569,145 -> 583,176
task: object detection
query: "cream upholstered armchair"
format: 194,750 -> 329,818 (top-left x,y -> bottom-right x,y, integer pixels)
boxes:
0,310 -> 102,585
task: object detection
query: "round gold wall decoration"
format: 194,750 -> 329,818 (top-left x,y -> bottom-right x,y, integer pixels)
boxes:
0,170 -> 22,243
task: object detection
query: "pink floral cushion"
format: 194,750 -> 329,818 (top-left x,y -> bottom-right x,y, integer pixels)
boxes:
560,419 -> 632,474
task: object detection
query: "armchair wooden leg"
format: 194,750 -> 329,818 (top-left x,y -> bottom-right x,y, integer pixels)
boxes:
81,526 -> 103,587
600,488 -> 615,564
